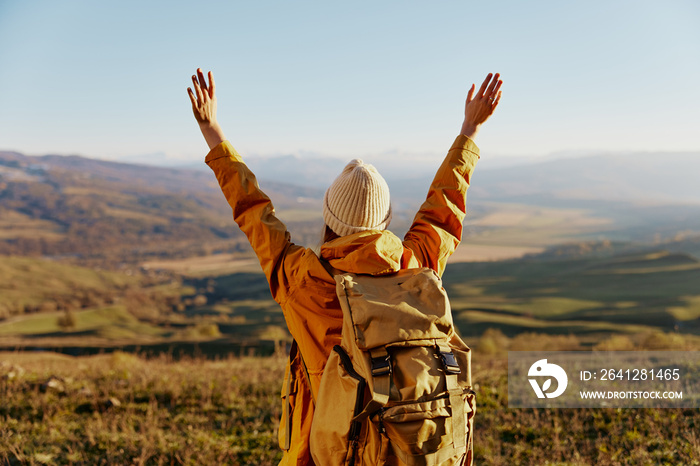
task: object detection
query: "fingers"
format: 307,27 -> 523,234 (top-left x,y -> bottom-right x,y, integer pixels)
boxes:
493,90 -> 502,108
197,68 -> 208,93
466,84 -> 475,103
488,78 -> 503,108
485,73 -> 500,96
208,71 -> 215,99
187,87 -> 197,106
192,74 -> 204,103
477,73 -> 492,97
492,78 -> 503,97
190,69 -> 215,102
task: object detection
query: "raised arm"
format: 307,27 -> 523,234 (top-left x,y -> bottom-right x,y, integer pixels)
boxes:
403,73 -> 503,276
188,69 -> 303,302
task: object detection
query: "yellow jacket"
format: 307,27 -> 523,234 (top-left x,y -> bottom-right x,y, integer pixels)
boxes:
205,134 -> 480,465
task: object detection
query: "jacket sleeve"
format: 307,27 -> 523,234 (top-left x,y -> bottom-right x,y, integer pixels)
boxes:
403,134 -> 480,276
205,141 -> 303,303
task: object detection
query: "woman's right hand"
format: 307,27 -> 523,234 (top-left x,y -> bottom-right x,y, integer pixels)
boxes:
188,68 -> 227,150
460,73 -> 503,140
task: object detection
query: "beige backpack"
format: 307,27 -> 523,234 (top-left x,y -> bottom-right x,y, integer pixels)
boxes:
310,267 -> 475,466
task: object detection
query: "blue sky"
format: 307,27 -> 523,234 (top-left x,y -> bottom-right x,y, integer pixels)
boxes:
1,0 -> 698,163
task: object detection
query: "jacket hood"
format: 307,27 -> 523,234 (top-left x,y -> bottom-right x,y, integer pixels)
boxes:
320,230 -> 403,276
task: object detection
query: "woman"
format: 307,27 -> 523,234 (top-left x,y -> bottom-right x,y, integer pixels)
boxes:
188,69 -> 502,465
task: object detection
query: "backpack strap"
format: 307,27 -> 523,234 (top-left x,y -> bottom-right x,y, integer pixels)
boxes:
438,344 -> 466,450
369,346 -> 392,405
281,342 -> 296,451
351,346 -> 392,422
282,367 -> 292,450
282,341 -> 319,451
318,255 -> 342,278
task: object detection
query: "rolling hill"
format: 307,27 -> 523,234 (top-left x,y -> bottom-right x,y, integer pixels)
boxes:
442,248 -> 700,343
0,151 -> 323,265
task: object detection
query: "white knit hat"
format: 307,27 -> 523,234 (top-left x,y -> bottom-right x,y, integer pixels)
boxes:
323,159 -> 392,237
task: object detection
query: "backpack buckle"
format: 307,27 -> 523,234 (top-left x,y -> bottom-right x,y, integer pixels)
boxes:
440,350 -> 462,375
370,354 -> 392,377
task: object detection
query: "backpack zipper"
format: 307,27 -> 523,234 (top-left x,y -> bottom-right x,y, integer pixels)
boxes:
333,345 -> 367,465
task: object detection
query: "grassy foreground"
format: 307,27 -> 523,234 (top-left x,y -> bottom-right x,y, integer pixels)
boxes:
1,351 -> 699,466
1,352 -> 284,465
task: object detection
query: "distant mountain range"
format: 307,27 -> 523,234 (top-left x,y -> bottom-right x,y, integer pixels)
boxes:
2,147 -> 699,265
178,149 -> 700,204
470,151 -> 700,204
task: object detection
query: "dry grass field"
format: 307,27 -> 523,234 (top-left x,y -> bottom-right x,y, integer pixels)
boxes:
2,344 -> 699,466
0,351 -> 285,465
